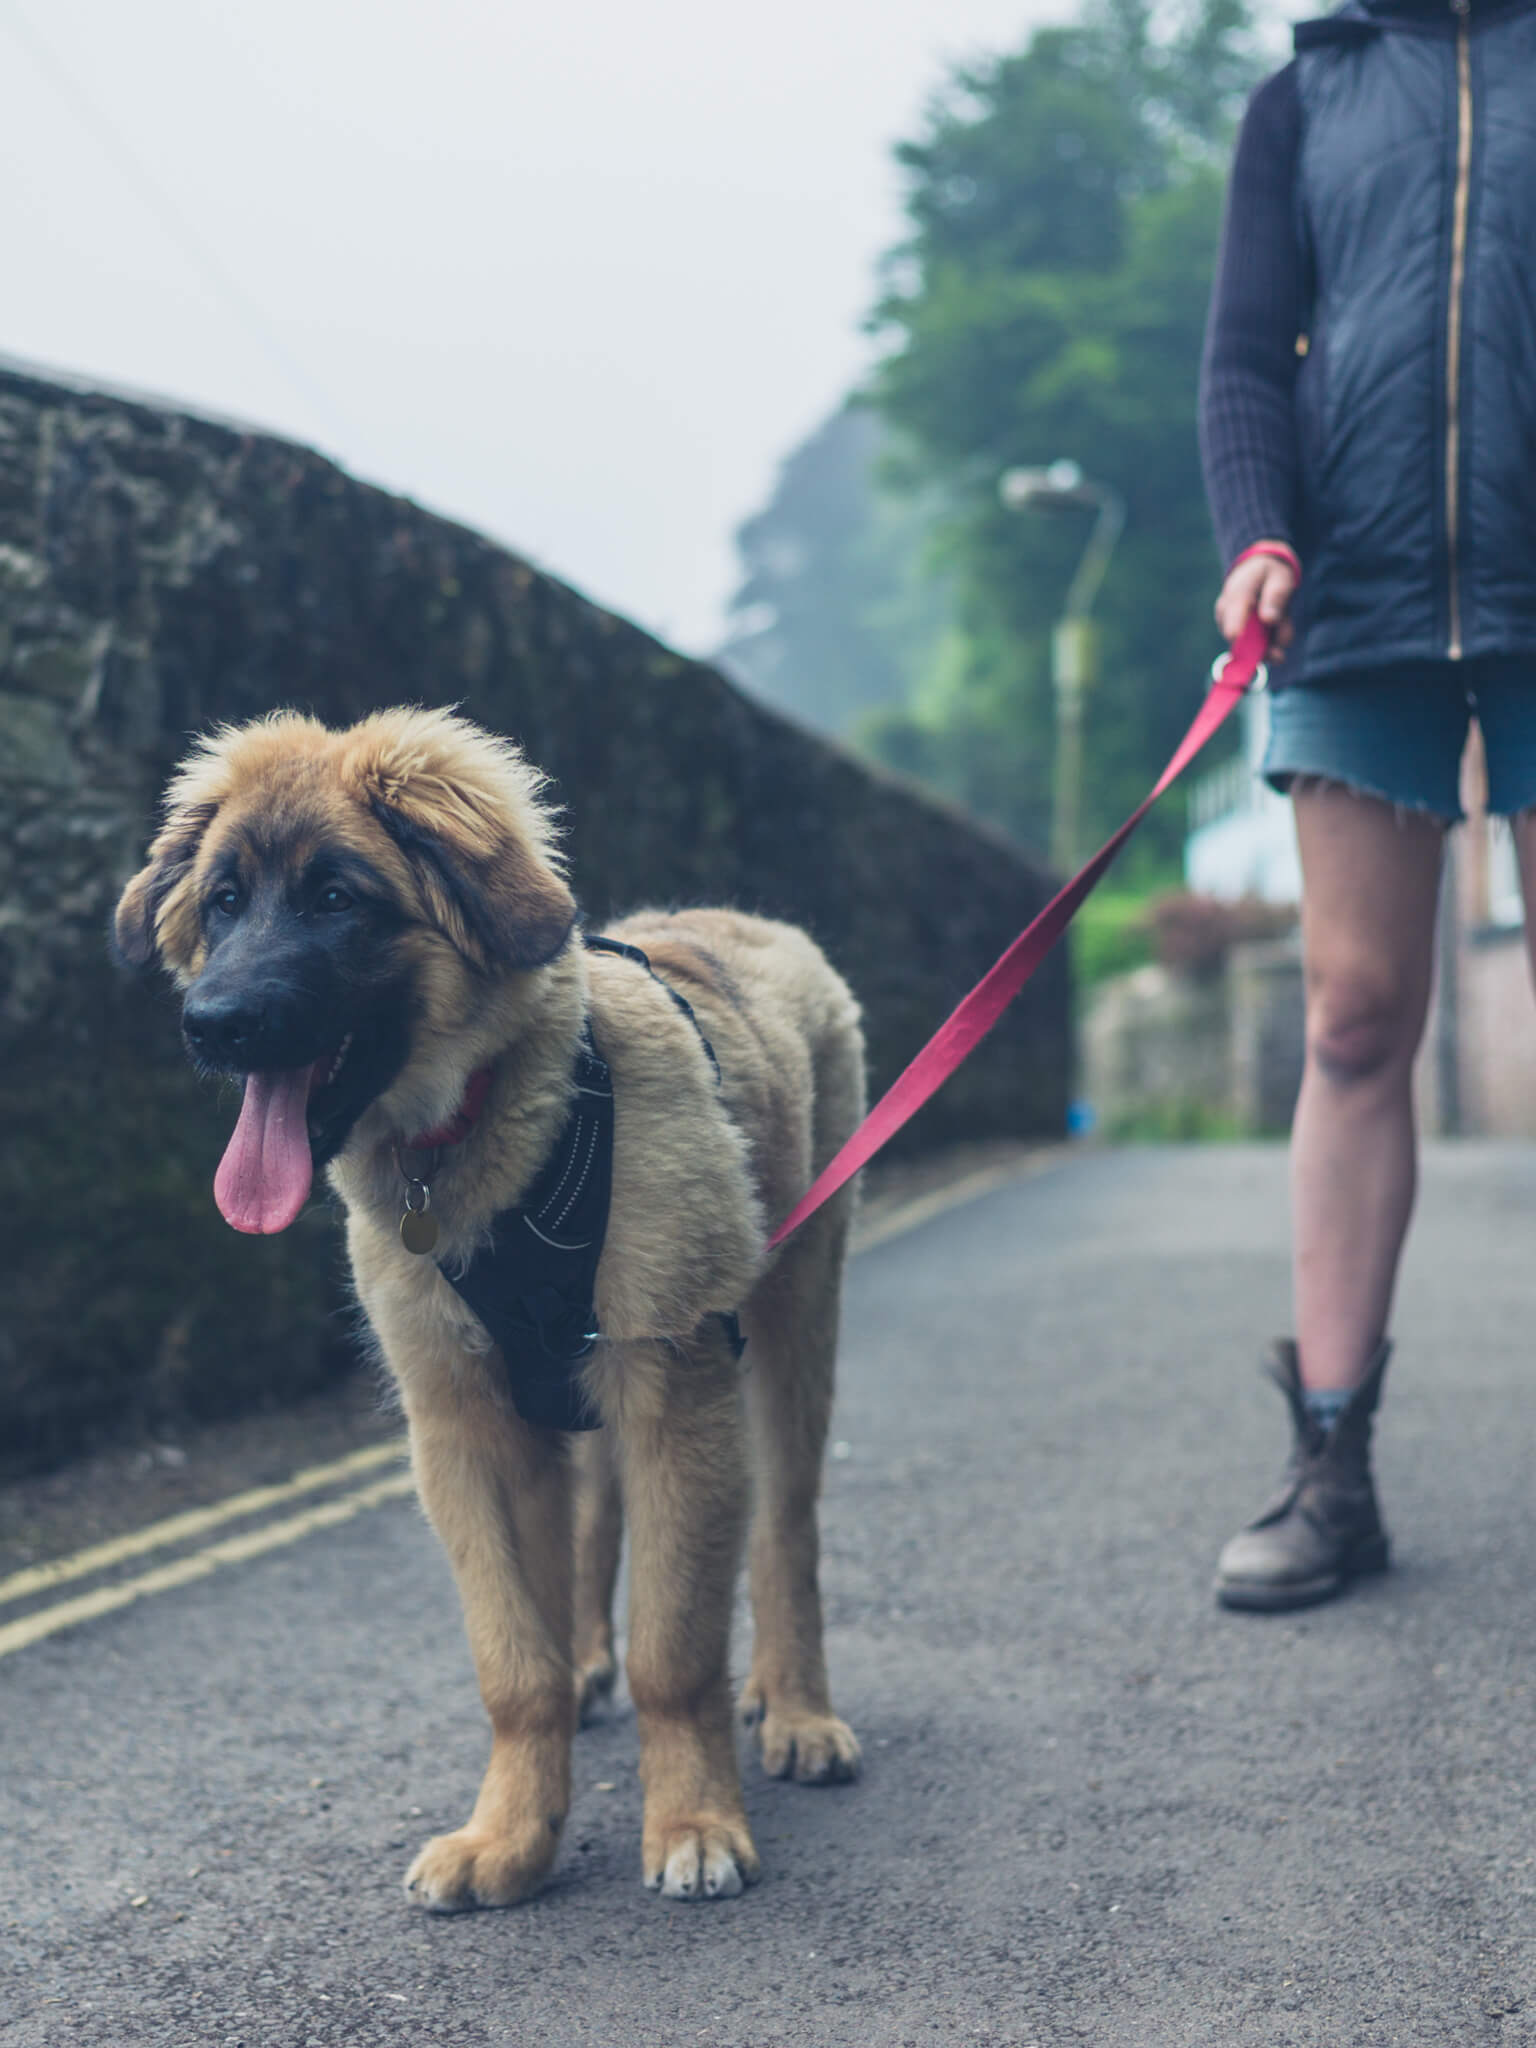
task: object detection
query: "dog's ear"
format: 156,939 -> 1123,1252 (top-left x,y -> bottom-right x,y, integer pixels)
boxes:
112,801 -> 219,972
113,721 -> 265,973
359,716 -> 576,971
371,795 -> 576,969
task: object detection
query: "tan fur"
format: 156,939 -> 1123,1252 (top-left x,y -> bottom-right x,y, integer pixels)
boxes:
117,706 -> 867,1909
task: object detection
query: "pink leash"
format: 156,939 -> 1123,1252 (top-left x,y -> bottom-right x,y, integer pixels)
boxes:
768,611 -> 1275,1249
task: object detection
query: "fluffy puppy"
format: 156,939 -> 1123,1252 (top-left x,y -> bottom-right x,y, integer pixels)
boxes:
115,705 -> 865,1908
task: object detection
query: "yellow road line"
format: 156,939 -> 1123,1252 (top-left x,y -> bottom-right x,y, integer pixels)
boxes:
853,1149 -> 1062,1254
2,1150 -> 1063,1661
0,1471 -> 418,1662
0,1437 -> 407,1612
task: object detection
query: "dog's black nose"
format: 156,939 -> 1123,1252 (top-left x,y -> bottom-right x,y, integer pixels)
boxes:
183,993 -> 263,1062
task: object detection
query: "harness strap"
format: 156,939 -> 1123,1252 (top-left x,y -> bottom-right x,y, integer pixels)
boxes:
436,1024 -> 747,1429
584,933 -> 722,1083
438,1027 -> 614,1431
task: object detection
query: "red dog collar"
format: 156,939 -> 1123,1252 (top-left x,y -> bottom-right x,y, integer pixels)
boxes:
408,1065 -> 493,1150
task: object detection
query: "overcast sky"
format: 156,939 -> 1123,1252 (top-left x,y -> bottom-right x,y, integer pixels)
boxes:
1,0 -> 1078,654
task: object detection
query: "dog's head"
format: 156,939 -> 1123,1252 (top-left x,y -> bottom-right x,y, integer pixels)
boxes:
113,706 -> 576,1235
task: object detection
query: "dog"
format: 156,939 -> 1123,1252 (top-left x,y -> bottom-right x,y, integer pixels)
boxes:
113,704 -> 865,1909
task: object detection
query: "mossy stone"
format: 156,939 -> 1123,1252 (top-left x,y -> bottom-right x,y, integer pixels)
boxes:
0,363 -> 1069,1476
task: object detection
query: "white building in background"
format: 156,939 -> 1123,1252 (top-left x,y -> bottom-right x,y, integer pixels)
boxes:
1183,691 -> 1301,904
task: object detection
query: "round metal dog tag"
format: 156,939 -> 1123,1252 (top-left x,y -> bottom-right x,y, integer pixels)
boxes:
400,1208 -> 440,1255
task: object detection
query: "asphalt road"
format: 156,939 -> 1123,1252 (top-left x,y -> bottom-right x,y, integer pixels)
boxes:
7,1141 -> 1536,2048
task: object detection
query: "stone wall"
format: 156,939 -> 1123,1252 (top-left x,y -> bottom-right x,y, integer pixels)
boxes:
0,362 -> 1068,1473
1081,936 -> 1303,1139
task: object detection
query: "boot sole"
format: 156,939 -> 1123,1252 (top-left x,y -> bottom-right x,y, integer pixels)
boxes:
1214,1534 -> 1390,1614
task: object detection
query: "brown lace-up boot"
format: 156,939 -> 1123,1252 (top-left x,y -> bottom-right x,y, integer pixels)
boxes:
1215,1339 -> 1391,1612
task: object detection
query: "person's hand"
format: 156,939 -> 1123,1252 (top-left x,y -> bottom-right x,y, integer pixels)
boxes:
1215,543 -> 1297,661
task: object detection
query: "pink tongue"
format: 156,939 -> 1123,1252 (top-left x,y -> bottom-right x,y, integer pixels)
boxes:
213,1063 -> 323,1235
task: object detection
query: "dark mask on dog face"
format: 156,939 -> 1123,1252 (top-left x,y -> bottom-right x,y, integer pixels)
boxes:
180,832 -> 418,1232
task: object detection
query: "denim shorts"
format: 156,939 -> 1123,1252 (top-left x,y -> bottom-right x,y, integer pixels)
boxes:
1264,656 -> 1536,820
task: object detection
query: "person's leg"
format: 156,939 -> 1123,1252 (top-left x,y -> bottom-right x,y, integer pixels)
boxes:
1478,666 -> 1536,978
1216,778 -> 1447,1611
1510,814 -> 1536,995
1216,667 -> 1467,1611
1288,782 -> 1445,1390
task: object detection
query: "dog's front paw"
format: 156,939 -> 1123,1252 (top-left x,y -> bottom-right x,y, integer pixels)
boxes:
642,1816 -> 760,1902
403,1822 -> 558,1913
740,1683 -> 861,1785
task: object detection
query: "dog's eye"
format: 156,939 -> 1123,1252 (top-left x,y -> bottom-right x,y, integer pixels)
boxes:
316,885 -> 355,914
209,886 -> 241,918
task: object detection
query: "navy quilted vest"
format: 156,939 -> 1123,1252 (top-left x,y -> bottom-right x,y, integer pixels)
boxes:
1292,0 -> 1536,678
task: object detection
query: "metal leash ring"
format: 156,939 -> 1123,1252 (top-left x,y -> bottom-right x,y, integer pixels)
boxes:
1210,650 -> 1268,694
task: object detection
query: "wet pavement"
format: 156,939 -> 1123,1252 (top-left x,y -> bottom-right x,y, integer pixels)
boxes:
5,1141 -> 1536,2047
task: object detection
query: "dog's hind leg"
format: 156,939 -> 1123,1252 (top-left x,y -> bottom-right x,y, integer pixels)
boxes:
590,1326 -> 758,1900
571,1425 -> 623,1723
396,1372 -> 576,1912
737,1189 -> 862,1786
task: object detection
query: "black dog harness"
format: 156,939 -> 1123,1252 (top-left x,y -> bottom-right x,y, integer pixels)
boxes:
434,936 -> 743,1434
438,1026 -> 614,1432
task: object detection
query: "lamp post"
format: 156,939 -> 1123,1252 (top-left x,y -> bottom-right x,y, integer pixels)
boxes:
998,459 -> 1125,872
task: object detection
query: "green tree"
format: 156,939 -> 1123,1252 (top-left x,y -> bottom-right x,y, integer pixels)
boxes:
717,402 -> 953,740
863,0 -> 1263,862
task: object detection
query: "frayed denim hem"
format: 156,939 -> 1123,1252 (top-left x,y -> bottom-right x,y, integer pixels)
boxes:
1266,769 -> 1459,827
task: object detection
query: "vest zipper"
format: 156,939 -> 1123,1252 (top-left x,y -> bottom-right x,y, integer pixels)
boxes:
1445,0 -> 1473,659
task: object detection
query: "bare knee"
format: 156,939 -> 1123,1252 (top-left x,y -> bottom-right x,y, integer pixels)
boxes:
1306,975 -> 1420,1087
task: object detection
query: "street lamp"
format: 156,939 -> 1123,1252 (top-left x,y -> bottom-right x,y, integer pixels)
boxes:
998,459 -> 1125,872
